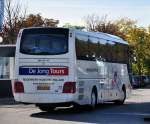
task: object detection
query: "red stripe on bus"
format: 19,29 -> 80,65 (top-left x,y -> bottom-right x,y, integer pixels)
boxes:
49,68 -> 68,76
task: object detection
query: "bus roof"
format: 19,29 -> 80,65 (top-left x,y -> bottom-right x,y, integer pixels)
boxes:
21,27 -> 128,45
74,29 -> 128,45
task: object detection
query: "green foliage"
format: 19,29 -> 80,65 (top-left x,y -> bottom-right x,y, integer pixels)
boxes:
3,13 -> 59,44
85,14 -> 150,75
63,23 -> 85,30
23,14 -> 59,28
127,27 -> 150,75
2,0 -> 59,44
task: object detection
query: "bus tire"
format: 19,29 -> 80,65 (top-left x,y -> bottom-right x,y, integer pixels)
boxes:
90,87 -> 97,109
38,105 -> 55,112
114,86 -> 126,105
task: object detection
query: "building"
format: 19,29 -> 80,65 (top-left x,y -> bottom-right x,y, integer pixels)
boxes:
0,0 -> 4,32
0,45 -> 15,98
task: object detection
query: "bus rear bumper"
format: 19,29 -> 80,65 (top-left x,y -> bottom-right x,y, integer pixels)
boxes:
14,93 -> 76,104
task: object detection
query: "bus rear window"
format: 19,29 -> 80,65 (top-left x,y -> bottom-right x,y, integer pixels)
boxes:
20,28 -> 68,55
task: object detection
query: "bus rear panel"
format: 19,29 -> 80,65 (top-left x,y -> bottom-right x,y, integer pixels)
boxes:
14,28 -> 77,104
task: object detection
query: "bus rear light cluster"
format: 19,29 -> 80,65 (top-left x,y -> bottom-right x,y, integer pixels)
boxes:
63,82 -> 76,94
14,81 -> 24,93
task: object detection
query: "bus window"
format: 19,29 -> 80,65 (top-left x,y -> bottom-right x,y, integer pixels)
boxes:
98,39 -> 107,61
76,34 -> 89,60
20,29 -> 68,55
89,37 -> 99,59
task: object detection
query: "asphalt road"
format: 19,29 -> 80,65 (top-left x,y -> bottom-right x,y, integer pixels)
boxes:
0,89 -> 150,124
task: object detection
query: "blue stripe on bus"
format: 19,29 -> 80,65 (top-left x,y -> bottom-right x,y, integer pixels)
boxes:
19,67 -> 68,76
19,68 -> 49,75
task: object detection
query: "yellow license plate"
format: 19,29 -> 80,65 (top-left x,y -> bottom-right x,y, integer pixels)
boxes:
37,85 -> 50,90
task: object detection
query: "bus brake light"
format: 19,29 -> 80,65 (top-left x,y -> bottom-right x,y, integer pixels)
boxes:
14,81 -> 24,93
63,82 -> 76,94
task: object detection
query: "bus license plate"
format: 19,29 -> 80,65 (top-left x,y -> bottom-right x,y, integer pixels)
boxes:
37,85 -> 50,90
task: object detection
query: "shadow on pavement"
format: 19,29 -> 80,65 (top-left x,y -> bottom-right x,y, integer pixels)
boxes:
30,102 -> 150,124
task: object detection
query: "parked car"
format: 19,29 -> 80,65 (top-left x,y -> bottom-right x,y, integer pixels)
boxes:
141,75 -> 150,85
130,75 -> 140,88
148,76 -> 150,84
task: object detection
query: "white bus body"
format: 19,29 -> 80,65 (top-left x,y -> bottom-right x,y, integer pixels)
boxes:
13,28 -> 131,110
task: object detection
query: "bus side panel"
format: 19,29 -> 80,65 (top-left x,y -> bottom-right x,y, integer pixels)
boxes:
75,60 -> 109,105
75,60 -> 131,105
110,63 -> 131,100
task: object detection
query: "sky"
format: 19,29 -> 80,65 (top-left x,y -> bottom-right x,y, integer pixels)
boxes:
20,0 -> 150,27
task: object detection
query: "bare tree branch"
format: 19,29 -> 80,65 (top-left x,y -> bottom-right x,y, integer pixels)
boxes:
3,0 -> 27,44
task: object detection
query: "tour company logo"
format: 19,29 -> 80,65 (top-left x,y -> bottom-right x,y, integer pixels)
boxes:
19,67 -> 68,76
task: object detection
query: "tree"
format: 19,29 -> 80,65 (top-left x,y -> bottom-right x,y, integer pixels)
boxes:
84,14 -> 99,31
63,23 -> 85,30
84,14 -> 150,75
115,18 -> 136,40
3,0 -> 59,44
127,27 -> 149,75
24,14 -> 44,27
84,14 -> 125,38
115,18 -> 136,34
24,14 -> 59,27
43,18 -> 59,27
84,14 -> 136,40
3,0 -> 27,44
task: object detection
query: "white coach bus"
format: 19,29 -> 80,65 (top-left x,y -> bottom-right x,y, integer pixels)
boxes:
13,28 -> 131,111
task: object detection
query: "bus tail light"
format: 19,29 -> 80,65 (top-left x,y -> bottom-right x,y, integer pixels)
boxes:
63,82 -> 76,94
14,81 -> 24,93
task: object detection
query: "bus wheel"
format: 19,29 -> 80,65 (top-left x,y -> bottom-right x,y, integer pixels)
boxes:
38,105 -> 55,112
114,86 -> 126,105
90,89 -> 97,109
